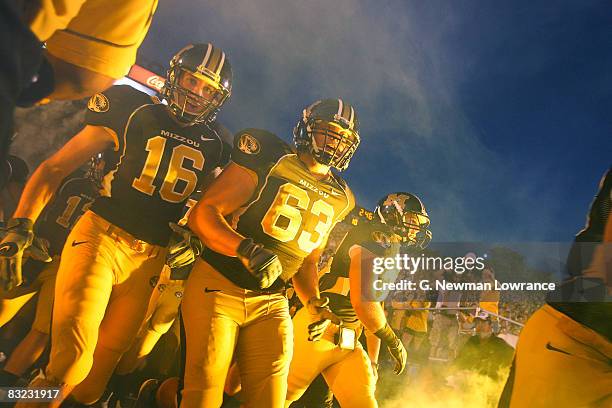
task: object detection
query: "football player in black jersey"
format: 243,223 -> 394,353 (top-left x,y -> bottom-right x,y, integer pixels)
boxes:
498,168 -> 611,408
0,155 -> 104,386
0,43 -> 232,407
285,192 -> 431,407
184,99 -> 359,407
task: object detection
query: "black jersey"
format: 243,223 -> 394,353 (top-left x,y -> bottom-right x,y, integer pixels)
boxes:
85,85 -> 227,246
549,168 -> 612,340
202,129 -> 355,291
320,219 -> 399,330
36,172 -> 101,256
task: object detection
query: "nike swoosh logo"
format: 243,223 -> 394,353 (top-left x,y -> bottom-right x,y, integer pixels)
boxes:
204,288 -> 221,293
71,240 -> 88,247
200,136 -> 217,141
545,342 -> 571,355
330,190 -> 342,196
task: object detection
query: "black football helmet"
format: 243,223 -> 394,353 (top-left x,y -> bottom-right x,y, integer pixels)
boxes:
161,43 -> 232,125
375,192 -> 432,249
293,99 -> 360,171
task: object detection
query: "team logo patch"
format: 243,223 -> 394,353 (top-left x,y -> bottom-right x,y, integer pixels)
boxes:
175,291 -> 183,299
237,133 -> 260,155
371,230 -> 392,249
87,93 -> 110,113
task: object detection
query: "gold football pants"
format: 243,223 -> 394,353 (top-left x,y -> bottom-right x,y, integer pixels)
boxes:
44,211 -> 166,404
500,305 -> 611,408
285,307 -> 377,408
116,266 -> 184,375
180,259 -> 292,408
0,257 -> 59,333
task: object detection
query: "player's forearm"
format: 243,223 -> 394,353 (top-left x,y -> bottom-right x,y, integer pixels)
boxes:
352,299 -> 388,334
292,258 -> 320,305
365,329 -> 381,364
188,203 -> 244,257
12,162 -> 65,221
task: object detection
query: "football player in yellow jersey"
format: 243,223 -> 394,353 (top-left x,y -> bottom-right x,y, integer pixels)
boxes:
184,99 -> 360,407
0,43 -> 232,407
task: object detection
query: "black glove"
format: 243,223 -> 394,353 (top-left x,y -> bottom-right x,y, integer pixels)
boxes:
166,223 -> 203,279
306,296 -> 341,342
374,323 -> 407,375
236,238 -> 283,289
0,218 -> 34,291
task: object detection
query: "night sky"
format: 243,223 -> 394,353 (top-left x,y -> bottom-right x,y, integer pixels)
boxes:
137,0 -> 612,242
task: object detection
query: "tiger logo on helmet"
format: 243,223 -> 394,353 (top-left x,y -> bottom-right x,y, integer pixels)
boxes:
375,192 -> 432,249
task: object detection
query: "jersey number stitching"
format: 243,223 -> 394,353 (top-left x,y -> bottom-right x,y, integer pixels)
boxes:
261,183 -> 334,253
132,136 -> 205,203
56,196 -> 92,228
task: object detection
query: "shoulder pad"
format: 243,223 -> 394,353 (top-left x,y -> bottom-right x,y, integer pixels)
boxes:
231,129 -> 293,173
348,220 -> 396,256
86,85 -> 150,114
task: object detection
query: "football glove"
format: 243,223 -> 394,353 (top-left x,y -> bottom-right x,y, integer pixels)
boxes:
166,223 -> 203,279
374,323 -> 407,375
306,296 -> 341,342
236,238 -> 282,289
0,218 -> 34,291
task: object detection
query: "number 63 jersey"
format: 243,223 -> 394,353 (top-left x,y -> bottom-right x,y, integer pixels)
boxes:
202,129 -> 356,291
85,85 -> 228,246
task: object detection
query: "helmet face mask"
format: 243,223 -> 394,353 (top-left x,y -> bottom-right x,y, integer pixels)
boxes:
375,192 -> 432,249
293,99 -> 360,171
308,120 -> 360,170
162,43 -> 232,126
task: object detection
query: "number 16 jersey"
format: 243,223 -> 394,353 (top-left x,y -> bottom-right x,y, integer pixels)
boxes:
85,85 -> 229,246
202,129 -> 355,291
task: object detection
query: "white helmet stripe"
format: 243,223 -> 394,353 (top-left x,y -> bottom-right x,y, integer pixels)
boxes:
216,51 -> 226,75
175,44 -> 194,61
201,43 -> 213,70
337,98 -> 344,118
348,106 -> 355,128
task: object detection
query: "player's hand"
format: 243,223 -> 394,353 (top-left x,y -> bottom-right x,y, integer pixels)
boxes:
236,238 -> 283,289
25,237 -> 52,263
0,218 -> 34,291
166,223 -> 203,276
306,296 -> 341,342
374,323 -> 407,375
